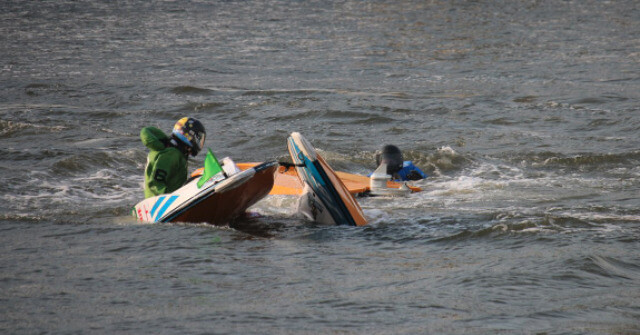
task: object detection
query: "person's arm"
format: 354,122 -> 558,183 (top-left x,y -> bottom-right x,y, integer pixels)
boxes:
406,169 -> 426,180
140,127 -> 169,151
404,162 -> 427,181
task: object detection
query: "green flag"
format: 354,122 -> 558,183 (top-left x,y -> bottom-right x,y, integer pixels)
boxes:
197,149 -> 223,188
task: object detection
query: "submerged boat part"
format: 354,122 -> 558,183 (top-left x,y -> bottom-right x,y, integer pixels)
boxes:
369,163 -> 413,197
287,132 -> 368,226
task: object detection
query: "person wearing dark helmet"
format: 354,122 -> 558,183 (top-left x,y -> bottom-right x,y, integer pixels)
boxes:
140,117 -> 206,198
374,144 -> 427,181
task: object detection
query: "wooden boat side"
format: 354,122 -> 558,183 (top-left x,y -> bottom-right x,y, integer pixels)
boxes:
172,163 -> 277,224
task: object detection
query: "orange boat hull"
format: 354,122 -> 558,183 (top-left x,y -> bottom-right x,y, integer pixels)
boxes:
237,163 -> 421,196
313,154 -> 368,226
191,163 -> 421,197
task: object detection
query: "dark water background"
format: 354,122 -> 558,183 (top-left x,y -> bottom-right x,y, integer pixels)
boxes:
1,0 -> 639,334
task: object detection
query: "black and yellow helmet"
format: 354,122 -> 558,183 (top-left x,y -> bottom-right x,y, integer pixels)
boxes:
172,117 -> 206,156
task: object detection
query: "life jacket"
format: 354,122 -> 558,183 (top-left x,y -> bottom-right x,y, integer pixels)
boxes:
369,161 -> 427,181
140,127 -> 188,198
393,161 -> 427,181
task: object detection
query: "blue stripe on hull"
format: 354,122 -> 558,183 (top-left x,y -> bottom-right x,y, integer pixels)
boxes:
150,196 -> 165,218
154,195 -> 179,221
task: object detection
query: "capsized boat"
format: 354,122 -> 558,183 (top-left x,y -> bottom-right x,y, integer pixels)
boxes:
192,163 -> 422,196
133,153 -> 277,225
287,132 -> 368,226
236,163 -> 421,196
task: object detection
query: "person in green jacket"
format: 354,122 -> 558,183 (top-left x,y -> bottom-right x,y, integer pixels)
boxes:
141,117 -> 206,198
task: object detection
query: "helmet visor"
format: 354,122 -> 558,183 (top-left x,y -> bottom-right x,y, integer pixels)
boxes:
196,132 -> 206,150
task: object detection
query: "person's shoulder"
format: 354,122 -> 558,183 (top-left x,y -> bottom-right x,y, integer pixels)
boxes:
154,147 -> 186,168
403,161 -> 417,168
158,146 -> 183,158
140,126 -> 167,138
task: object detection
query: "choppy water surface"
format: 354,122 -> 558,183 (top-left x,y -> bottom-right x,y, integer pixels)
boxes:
1,0 -> 639,333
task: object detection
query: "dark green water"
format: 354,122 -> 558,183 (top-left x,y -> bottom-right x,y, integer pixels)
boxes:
1,1 -> 639,333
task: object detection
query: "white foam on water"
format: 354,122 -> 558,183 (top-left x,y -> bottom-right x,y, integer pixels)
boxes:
361,208 -> 389,223
248,195 -> 300,217
346,153 -> 640,236
3,168 -> 143,219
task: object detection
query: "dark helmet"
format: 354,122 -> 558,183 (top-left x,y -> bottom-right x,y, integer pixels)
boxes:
172,117 -> 206,157
375,144 -> 404,175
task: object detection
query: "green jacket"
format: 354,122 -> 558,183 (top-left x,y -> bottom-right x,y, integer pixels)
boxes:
141,127 -> 188,198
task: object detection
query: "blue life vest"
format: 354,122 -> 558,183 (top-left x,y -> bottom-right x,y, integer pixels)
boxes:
369,161 -> 427,181
395,161 -> 427,181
